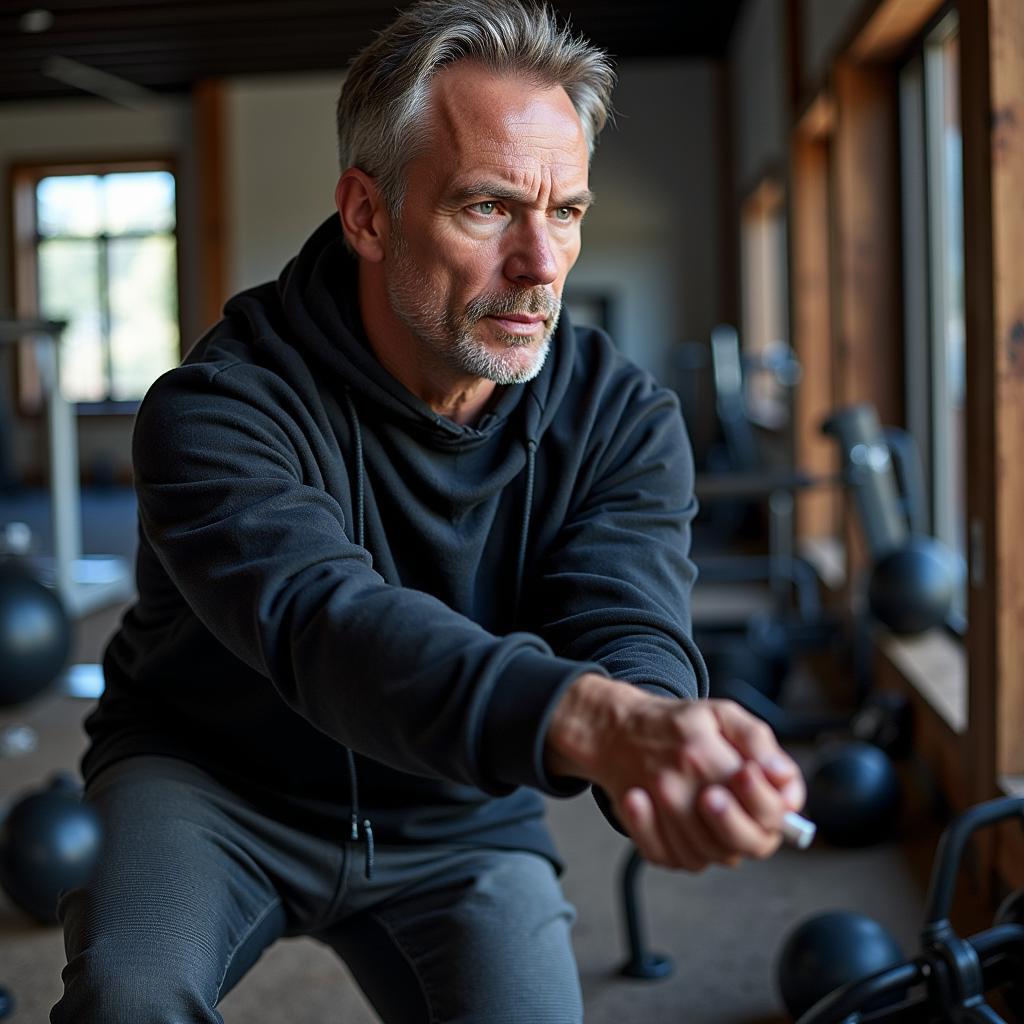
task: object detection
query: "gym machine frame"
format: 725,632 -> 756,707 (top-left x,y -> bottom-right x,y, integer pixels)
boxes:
797,797 -> 1024,1024
0,319 -> 133,618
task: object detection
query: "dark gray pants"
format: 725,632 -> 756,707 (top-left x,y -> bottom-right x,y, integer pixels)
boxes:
51,756 -> 583,1023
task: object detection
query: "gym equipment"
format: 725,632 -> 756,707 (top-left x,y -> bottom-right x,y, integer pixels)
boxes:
618,849 -> 674,979
823,404 -> 963,634
777,910 -> 906,1020
0,561 -> 72,706
701,621 -> 791,702
793,795 -> 1024,1023
804,740 -> 903,848
714,406 -> 960,845
0,320 -> 133,618
993,889 -> 1024,1018
618,812 -> 816,981
0,773 -> 103,924
684,324 -> 815,548
868,537 -> 960,635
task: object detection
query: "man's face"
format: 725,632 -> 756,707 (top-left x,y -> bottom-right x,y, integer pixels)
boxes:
384,62 -> 592,386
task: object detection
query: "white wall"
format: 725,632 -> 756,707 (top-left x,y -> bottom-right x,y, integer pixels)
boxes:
570,60 -> 722,379
225,73 -> 343,293
729,0 -> 789,193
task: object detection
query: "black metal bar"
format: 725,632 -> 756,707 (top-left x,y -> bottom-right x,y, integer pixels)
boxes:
796,960 -> 926,1024
618,848 -> 673,980
922,798 -> 1024,930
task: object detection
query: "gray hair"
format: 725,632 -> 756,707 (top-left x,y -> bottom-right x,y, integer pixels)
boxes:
336,0 -> 615,215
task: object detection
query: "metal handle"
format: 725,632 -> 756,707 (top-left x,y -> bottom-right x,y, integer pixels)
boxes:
922,797 -> 1024,928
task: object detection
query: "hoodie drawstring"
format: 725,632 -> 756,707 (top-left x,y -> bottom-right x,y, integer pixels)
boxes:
339,393 -> 537,877
343,388 -> 366,548
343,388 -> 373,879
345,747 -> 375,880
514,438 -> 537,618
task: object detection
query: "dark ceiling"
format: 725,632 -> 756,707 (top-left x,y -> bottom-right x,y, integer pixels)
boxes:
1,1 -> 744,104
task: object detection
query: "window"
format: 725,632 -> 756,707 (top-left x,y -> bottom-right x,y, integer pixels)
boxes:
899,11 -> 965,625
12,161 -> 181,409
740,178 -> 792,431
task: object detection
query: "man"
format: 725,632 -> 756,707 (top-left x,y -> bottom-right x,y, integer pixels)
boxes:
53,1 -> 805,1021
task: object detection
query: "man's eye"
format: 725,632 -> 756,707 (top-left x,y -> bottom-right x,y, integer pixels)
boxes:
471,201 -> 498,215
553,207 -> 575,222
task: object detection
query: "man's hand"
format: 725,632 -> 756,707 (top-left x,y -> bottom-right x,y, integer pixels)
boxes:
545,673 -> 806,871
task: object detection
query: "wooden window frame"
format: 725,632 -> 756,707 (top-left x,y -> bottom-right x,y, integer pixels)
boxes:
10,155 -> 182,417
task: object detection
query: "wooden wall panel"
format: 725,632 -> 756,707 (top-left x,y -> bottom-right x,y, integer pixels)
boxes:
986,0 -> 1024,785
193,79 -> 229,340
961,0 -> 1024,808
831,59 -> 902,578
790,134 -> 838,539
960,0 -> 1024,897
849,0 -> 946,61
832,59 -> 903,422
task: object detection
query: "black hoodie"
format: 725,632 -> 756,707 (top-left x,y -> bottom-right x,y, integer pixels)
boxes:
85,215 -> 708,868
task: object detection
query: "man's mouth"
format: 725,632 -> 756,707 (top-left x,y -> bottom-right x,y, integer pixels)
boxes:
486,313 -> 547,335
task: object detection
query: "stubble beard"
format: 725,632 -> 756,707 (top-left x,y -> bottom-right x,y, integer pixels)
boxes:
386,232 -> 560,386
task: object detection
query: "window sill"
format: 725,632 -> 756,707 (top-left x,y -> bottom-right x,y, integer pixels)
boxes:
878,628 -> 967,734
799,535 -> 966,733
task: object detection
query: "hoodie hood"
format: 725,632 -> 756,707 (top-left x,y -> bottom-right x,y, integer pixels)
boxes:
237,214 -> 576,452
224,214 -> 558,623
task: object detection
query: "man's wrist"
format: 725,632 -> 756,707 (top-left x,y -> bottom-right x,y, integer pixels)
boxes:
544,672 -> 646,781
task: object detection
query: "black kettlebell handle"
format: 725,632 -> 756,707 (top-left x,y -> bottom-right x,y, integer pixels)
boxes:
923,797 -> 1024,930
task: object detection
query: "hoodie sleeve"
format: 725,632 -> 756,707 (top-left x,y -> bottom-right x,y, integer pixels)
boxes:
131,362 -> 598,798
505,365 -> 709,831
525,368 -> 709,699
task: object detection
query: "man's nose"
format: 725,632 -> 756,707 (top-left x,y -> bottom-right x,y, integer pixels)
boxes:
503,217 -> 558,287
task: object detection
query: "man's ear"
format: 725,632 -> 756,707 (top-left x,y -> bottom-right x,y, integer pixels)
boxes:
335,169 -> 390,262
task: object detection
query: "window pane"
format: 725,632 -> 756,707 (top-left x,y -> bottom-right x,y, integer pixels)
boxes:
740,180 -> 790,429
107,236 -> 180,401
939,32 -> 964,565
37,238 -> 107,402
37,175 -> 103,237
103,171 -> 176,235
925,19 -> 966,619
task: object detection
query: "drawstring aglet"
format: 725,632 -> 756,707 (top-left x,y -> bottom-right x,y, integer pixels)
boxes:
363,818 -> 375,880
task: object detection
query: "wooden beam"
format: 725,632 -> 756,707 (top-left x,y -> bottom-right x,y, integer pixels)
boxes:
849,0 -> 947,62
10,167 -> 44,415
831,59 -> 903,577
193,79 -> 229,342
987,0 -> 1024,786
795,91 -> 836,141
832,60 -> 903,422
961,0 -> 1023,812
960,0 -> 1024,900
790,134 -> 838,539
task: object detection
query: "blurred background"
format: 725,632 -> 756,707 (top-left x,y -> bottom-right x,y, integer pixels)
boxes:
1,0 -> 1023,1021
